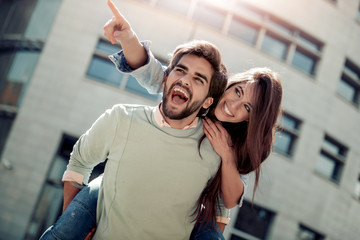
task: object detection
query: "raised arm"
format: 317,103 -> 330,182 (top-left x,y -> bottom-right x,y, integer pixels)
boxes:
104,0 -> 147,69
104,0 -> 165,94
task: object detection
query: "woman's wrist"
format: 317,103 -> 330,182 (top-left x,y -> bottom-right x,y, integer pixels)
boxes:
221,149 -> 236,164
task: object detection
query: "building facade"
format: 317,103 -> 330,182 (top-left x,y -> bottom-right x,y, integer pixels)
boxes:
0,0 -> 359,239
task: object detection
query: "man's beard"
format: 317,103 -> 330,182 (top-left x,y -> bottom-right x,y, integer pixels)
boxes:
162,82 -> 205,120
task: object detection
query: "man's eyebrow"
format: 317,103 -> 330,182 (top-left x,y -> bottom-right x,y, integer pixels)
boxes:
176,63 -> 209,83
176,63 -> 188,71
195,72 -> 208,83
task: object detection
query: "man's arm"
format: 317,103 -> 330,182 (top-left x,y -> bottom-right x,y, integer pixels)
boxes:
104,0 -> 147,69
62,105 -> 120,211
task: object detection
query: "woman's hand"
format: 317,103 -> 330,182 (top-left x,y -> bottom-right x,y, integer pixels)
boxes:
104,0 -> 135,44
202,117 -> 235,162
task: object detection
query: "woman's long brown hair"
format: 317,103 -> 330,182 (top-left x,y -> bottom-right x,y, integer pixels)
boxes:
193,67 -> 283,228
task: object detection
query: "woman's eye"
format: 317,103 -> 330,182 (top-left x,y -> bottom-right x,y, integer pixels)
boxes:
244,105 -> 250,112
176,68 -> 185,73
235,88 -> 241,97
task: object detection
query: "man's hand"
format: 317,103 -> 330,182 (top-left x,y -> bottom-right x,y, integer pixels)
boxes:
103,0 -> 148,69
104,0 -> 135,44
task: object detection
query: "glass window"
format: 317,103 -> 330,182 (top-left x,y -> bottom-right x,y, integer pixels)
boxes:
234,5 -> 263,22
343,61 -> 360,80
337,76 -> 358,104
321,136 -> 347,158
232,201 -> 275,240
87,39 -> 160,100
229,18 -> 259,45
296,224 -> 325,240
156,0 -> 191,16
292,48 -> 317,75
315,135 -> 347,183
295,34 -> 322,52
24,0 -> 62,39
4,51 -> 40,107
267,17 -> 293,36
193,2 -> 226,31
337,60 -> 360,107
274,132 -> 294,156
0,111 -> 16,157
24,134 -> 106,239
95,40 -> 122,55
261,33 -> 289,60
87,57 -> 125,87
273,113 -> 301,157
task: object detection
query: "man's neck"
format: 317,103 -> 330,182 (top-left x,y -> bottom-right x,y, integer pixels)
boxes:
159,104 -> 198,129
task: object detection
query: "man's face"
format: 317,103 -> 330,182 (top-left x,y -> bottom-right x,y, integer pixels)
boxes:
162,54 -> 214,120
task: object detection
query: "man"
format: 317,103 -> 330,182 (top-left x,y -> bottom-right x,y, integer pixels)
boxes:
61,3 -> 228,239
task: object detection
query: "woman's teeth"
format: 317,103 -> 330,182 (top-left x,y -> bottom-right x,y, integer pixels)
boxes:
224,103 -> 233,117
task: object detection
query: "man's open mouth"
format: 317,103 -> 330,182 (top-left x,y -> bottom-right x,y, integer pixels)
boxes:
171,87 -> 189,104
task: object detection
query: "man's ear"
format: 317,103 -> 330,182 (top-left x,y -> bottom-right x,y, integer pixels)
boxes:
162,74 -> 168,87
202,97 -> 213,109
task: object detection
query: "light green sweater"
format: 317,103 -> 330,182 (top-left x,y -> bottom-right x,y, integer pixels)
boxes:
67,104 -> 221,239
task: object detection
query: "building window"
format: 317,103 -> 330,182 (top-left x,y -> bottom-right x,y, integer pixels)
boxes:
233,3 -> 322,75
193,2 -> 227,31
292,47 -> 318,75
137,0 -> 323,76
296,224 -> 325,240
230,201 -> 275,240
24,134 -> 106,239
156,0 -> 191,16
315,135 -> 348,183
261,33 -> 289,60
273,113 -> 302,157
228,17 -> 259,46
337,59 -> 360,107
87,39 -> 161,100
358,3 -> 360,21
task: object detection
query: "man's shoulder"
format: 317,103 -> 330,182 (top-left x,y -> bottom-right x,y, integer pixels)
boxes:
111,104 -> 155,116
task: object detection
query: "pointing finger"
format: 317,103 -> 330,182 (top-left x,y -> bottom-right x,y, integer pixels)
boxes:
107,0 -> 125,21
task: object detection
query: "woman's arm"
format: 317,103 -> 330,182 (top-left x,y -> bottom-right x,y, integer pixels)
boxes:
202,117 -> 244,208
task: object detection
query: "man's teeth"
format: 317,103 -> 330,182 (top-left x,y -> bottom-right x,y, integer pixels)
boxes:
224,103 -> 233,116
174,87 -> 188,99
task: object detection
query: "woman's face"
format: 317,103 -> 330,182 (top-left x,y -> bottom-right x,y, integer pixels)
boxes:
214,82 -> 255,123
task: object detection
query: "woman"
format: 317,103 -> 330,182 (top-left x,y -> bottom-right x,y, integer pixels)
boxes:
40,1 -> 282,239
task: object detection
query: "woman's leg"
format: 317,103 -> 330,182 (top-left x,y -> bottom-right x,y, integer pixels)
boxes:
190,221 -> 225,240
39,176 -> 102,240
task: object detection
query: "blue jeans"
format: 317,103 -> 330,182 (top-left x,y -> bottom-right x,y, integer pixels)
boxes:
40,176 -> 224,240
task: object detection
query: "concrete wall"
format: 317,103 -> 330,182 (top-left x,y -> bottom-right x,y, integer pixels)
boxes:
0,0 -> 359,239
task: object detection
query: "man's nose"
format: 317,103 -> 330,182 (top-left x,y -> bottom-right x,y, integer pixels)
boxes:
179,75 -> 191,86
